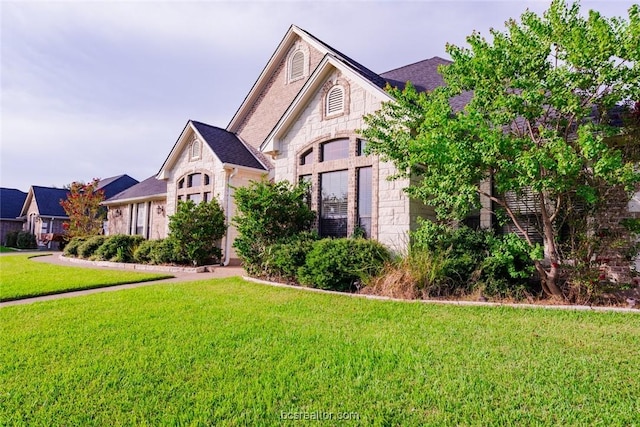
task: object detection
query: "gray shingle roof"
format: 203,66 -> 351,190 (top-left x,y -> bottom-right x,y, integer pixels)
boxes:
191,121 -> 266,170
105,176 -> 166,203
297,27 -> 388,89
380,56 -> 472,111
0,188 -> 27,220
97,174 -> 139,199
31,186 -> 69,217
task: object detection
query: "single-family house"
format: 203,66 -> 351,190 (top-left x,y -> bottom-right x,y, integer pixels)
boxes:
104,25 -> 638,269
19,174 -> 138,248
0,188 -> 27,245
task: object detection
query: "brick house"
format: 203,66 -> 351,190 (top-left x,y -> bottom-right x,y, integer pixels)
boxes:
102,25 -> 640,273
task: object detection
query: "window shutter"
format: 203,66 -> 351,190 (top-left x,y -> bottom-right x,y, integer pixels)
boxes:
326,86 -> 344,115
290,51 -> 304,80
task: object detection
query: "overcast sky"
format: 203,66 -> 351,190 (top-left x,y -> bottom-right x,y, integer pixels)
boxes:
1,0 -> 636,192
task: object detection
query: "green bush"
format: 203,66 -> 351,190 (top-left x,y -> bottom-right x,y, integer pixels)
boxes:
262,232 -> 318,282
169,200 -> 226,266
95,234 -> 145,263
77,236 -> 106,259
410,220 -> 537,298
133,239 -> 156,264
298,238 -> 391,292
233,179 -> 315,275
4,231 -> 18,248
132,239 -> 181,265
63,237 -> 88,257
16,231 -> 37,249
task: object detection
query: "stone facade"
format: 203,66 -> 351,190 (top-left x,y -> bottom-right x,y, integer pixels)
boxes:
106,200 -> 167,241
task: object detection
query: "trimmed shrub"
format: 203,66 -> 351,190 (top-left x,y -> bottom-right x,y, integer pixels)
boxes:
95,234 -> 145,263
77,235 -> 106,259
233,179 -> 315,275
262,232 -> 318,282
16,231 -> 37,249
132,239 -> 181,265
298,238 -> 391,292
63,237 -> 88,257
169,200 -> 226,266
133,239 -> 156,264
4,231 -> 18,248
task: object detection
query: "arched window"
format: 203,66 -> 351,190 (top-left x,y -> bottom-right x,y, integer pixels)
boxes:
326,85 -> 344,116
289,50 -> 305,81
176,171 -> 212,207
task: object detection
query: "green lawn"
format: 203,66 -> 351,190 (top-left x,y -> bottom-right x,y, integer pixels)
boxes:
0,246 -> 17,253
1,278 -> 639,426
0,254 -> 173,301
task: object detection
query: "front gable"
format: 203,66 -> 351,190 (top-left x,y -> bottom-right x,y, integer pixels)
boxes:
227,26 -> 328,149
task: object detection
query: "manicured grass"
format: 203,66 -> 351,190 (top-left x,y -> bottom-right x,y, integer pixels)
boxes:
1,278 -> 639,426
0,254 -> 173,301
0,246 -> 17,253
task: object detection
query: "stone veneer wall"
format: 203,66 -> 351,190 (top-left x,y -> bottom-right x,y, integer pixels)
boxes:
272,69 -> 417,253
106,200 -> 167,240
235,37 -> 324,149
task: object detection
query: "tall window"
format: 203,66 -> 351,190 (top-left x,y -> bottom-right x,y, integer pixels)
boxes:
135,202 -> 146,236
357,167 -> 372,237
191,139 -> 201,160
300,174 -> 312,209
325,85 -> 344,116
320,170 -> 348,238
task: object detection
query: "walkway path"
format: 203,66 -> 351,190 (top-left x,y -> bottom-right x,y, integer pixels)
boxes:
1,253 -> 245,307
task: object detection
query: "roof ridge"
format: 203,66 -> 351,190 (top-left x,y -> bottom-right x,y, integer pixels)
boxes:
380,56 -> 451,76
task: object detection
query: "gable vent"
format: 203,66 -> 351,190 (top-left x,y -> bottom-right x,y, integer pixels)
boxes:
326,86 -> 344,115
290,51 -> 305,81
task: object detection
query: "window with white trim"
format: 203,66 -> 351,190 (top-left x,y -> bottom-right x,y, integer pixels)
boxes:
326,85 -> 344,116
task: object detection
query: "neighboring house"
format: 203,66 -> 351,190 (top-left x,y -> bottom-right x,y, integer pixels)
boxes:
0,188 -> 27,245
18,175 -> 139,249
19,186 -> 70,249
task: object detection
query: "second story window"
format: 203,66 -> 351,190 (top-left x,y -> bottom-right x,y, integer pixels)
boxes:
325,85 -> 344,116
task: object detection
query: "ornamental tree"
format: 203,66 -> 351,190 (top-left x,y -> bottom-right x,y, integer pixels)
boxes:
168,199 -> 226,266
60,178 -> 105,238
360,0 -> 640,298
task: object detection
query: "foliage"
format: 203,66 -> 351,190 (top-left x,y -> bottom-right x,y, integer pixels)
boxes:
95,234 -> 145,263
408,221 -> 537,298
77,235 -> 106,259
2,280 -> 639,425
15,231 -> 37,249
360,1 -> 640,298
261,232 -> 318,282
0,255 -> 171,301
168,199 -> 226,266
63,237 -> 87,257
298,238 -> 391,292
233,179 -> 315,275
4,231 -> 18,248
59,178 -> 106,238
133,239 -> 182,265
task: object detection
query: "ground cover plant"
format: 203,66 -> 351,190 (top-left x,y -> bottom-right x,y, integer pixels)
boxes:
0,254 -> 172,301
1,278 -> 638,425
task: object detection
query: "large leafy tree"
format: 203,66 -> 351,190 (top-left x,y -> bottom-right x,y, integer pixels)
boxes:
60,178 -> 105,238
360,0 -> 640,298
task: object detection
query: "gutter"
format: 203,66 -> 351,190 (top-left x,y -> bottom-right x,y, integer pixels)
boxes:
223,167 -> 239,266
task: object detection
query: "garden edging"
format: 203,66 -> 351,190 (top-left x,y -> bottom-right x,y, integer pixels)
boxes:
242,276 -> 640,314
59,254 -> 215,273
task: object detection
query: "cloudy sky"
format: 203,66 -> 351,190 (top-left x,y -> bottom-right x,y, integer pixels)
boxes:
1,0 -> 636,192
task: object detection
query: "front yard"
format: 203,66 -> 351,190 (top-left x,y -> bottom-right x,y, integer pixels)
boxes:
1,275 -> 639,425
0,254 -> 172,301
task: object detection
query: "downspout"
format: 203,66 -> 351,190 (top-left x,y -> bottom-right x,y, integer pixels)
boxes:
223,167 -> 239,266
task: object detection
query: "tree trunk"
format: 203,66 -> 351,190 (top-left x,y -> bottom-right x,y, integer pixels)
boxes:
539,193 -> 564,299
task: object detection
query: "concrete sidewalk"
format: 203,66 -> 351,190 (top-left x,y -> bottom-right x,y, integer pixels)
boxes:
1,253 -> 246,307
